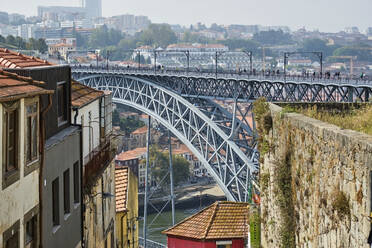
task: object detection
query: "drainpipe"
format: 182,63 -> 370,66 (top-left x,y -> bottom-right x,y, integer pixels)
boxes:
39,93 -> 53,248
79,124 -> 84,247
73,108 -> 79,125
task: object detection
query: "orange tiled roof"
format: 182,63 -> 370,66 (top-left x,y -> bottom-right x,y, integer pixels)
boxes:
0,48 -> 52,68
0,69 -> 53,102
172,144 -> 192,155
162,201 -> 249,240
116,147 -> 147,161
131,126 -> 148,135
115,167 -> 129,212
71,80 -> 104,108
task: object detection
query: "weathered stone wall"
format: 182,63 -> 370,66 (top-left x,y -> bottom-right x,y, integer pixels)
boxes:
260,103 -> 372,248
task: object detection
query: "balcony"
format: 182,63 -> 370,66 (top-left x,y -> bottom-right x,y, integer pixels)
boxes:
83,141 -> 115,191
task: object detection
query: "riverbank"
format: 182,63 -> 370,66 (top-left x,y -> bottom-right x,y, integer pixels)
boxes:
139,182 -> 226,214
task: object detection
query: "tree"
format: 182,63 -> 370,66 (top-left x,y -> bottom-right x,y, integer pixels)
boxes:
146,146 -> 191,187
88,25 -> 124,48
139,24 -> 177,48
15,36 -> 26,49
218,39 -> 260,52
332,45 -> 372,62
0,35 -> 5,43
112,110 -> 120,126
119,117 -> 145,136
181,31 -> 211,44
133,54 -> 147,64
36,38 -> 48,53
253,30 -> 293,45
299,38 -> 338,59
5,35 -> 16,46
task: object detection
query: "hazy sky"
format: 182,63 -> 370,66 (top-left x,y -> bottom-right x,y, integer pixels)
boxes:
3,0 -> 372,32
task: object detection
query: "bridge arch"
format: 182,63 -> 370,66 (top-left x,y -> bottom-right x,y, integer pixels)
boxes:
74,73 -> 258,202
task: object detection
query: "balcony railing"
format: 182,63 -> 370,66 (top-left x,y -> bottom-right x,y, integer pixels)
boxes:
83,141 -> 114,190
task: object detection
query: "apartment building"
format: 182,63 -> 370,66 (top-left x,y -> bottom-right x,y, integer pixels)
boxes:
0,70 -> 53,248
0,48 -> 82,248
71,81 -> 116,248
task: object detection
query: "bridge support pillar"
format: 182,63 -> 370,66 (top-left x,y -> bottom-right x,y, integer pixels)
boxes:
168,130 -> 175,226
365,88 -> 369,102
347,86 -> 354,102
143,116 -> 151,248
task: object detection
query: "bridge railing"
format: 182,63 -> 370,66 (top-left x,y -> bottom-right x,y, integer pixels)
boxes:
139,237 -> 167,248
71,65 -> 372,86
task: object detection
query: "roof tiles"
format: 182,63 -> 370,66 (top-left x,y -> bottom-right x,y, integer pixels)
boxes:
162,201 -> 249,240
131,126 -> 148,135
116,147 -> 147,161
71,80 -> 104,108
115,167 -> 129,212
0,69 -> 53,102
0,48 -> 52,68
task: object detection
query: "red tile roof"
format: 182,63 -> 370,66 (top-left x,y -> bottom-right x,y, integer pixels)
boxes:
163,201 -> 249,240
0,48 -> 53,68
0,69 -> 54,102
172,144 -> 192,155
71,80 -> 104,108
115,167 -> 129,212
116,147 -> 147,161
131,126 -> 148,135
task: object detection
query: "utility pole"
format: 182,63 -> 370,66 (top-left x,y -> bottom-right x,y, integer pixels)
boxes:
154,51 -> 157,74
168,130 -> 175,226
262,47 -> 265,71
106,50 -> 109,71
138,51 -> 141,69
185,50 -> 190,76
215,51 -> 218,79
143,116 -> 151,248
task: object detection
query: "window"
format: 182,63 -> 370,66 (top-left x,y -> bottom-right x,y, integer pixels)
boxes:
216,241 -> 232,248
4,107 -> 18,173
3,220 -> 19,248
26,102 -> 38,164
73,162 -> 80,204
63,170 -> 70,214
57,82 -> 67,123
25,215 -> 37,246
52,178 -> 60,226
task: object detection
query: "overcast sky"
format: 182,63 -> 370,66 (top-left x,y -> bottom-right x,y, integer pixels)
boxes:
3,0 -> 372,32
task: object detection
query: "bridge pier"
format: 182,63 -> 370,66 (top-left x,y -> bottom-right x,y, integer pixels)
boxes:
347,86 -> 354,102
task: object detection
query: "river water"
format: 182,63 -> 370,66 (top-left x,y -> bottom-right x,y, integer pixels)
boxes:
139,207 -> 204,245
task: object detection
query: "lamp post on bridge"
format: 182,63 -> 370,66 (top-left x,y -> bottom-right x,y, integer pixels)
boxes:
242,50 -> 253,74
215,51 -> 226,79
153,50 -> 157,75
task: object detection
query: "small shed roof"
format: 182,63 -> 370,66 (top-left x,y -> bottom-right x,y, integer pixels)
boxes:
162,201 -> 249,240
0,69 -> 53,102
71,80 -> 104,108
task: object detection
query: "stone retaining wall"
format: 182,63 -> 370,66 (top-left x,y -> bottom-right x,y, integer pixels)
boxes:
260,103 -> 372,248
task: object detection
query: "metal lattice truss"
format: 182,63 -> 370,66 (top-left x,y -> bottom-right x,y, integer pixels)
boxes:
142,75 -> 372,102
72,70 -> 371,102
74,74 -> 258,202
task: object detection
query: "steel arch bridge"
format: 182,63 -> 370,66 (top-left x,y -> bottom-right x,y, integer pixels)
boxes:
73,72 -> 259,202
72,69 -> 372,202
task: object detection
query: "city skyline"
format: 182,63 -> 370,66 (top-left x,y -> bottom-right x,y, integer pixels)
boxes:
1,0 -> 372,32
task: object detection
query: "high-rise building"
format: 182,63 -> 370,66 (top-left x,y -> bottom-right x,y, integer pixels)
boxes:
83,0 -> 102,18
